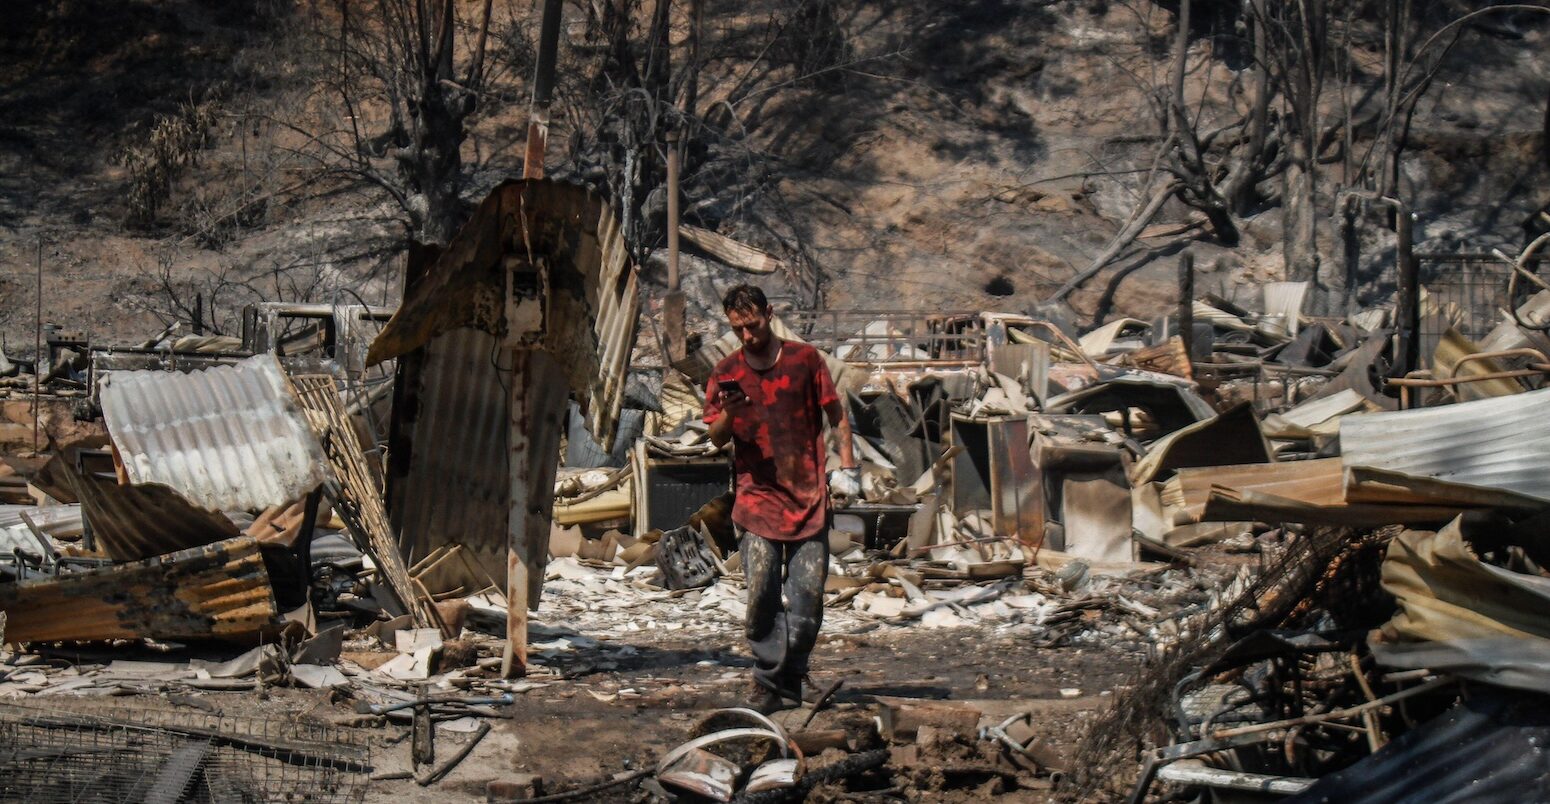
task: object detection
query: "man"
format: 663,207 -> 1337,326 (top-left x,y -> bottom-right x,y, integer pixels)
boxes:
704,284 -> 858,713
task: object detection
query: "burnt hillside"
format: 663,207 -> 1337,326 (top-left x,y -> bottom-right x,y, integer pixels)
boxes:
0,0 -> 1547,350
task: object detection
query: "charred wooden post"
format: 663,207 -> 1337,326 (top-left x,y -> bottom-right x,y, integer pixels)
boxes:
1177,252 -> 1194,359
1382,197 -> 1420,377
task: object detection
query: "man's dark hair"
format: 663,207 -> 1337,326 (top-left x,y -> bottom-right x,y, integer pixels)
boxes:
722,284 -> 769,314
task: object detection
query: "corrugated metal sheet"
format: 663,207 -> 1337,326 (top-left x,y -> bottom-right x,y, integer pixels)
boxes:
1340,386 -> 1550,501
387,328 -> 509,596
1370,519 -> 1550,691
1285,688 -> 1550,804
1164,458 -> 1346,523
0,535 -> 277,642
1261,281 -> 1308,336
99,354 -> 329,511
64,467 -> 241,561
366,179 -> 640,452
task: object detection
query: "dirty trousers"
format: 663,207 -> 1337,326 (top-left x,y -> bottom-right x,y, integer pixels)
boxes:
741,529 -> 829,695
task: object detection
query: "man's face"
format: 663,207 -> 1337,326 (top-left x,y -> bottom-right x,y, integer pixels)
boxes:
727,305 -> 773,352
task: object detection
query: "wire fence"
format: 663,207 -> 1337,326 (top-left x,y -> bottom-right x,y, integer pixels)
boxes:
0,699 -> 370,803
1412,253 -> 1544,367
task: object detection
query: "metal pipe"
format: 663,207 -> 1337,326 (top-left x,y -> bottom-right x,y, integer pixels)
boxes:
1444,348 -> 1550,380
1155,760 -> 1313,795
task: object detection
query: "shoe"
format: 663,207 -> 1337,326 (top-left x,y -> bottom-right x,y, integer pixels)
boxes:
749,682 -> 785,715
777,674 -> 807,706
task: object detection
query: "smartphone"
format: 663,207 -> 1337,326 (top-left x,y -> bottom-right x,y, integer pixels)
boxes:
717,379 -> 743,397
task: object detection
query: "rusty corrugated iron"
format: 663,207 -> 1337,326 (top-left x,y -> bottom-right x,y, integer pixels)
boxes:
0,536 -> 278,642
366,179 -> 640,451
386,327 -> 510,596
65,468 -> 241,561
98,353 -> 329,512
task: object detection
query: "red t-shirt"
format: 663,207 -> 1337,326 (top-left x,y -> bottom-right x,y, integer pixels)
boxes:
703,341 -> 839,541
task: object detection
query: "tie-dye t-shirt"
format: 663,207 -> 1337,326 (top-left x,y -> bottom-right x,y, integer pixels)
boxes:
703,341 -> 840,541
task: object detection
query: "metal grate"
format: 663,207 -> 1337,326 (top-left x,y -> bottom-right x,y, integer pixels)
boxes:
1413,253 -> 1544,365
0,699 -> 370,803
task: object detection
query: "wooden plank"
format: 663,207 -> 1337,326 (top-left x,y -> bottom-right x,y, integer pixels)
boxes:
679,224 -> 782,275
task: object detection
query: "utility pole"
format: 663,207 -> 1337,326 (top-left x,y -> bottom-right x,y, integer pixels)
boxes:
33,237 -> 42,453
522,0 -> 564,179
663,128 -> 687,363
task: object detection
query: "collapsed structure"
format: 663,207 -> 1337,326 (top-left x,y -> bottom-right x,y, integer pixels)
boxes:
2,186 -> 1549,800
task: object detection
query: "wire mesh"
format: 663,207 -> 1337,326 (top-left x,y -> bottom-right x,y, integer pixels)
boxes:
0,699 -> 370,803
1414,253 -> 1545,367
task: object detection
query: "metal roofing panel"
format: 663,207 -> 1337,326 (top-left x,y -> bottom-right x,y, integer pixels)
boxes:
65,468 -> 241,561
0,535 -> 277,642
364,180 -> 641,452
99,353 -> 329,511
1340,386 -> 1550,501
387,328 -> 509,595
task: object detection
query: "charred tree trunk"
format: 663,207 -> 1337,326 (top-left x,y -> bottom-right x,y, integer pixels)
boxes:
1283,126 -> 1319,283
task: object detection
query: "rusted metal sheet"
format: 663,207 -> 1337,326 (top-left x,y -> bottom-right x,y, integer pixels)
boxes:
1341,386 -> 1550,501
99,354 -> 329,512
0,536 -> 278,642
1116,336 -> 1193,380
290,374 -> 442,632
366,179 -> 640,452
1199,487 -> 1467,527
61,465 -> 241,561
386,328 -> 509,596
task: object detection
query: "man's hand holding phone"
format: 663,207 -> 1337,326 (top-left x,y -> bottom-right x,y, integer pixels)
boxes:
717,378 -> 749,411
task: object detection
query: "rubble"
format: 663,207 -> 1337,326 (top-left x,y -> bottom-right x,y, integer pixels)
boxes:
4,192 -> 1550,802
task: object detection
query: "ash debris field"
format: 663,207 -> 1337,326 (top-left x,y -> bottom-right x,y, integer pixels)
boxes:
4,1 -> 1550,803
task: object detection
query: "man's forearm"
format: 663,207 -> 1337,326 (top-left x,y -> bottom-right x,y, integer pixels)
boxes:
836,416 -> 856,468
708,413 -> 734,448
825,401 -> 857,468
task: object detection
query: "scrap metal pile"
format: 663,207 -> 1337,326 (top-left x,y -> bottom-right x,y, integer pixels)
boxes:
3,188 -> 1550,801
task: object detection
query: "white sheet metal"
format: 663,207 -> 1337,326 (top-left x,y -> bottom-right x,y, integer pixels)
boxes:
1262,281 -> 1308,336
100,353 -> 328,511
1340,387 -> 1550,501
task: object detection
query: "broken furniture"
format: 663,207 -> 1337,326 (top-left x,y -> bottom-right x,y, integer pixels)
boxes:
948,414 -> 1041,545
630,440 -> 731,538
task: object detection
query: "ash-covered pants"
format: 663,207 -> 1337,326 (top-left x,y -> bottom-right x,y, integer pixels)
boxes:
741,528 -> 829,695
